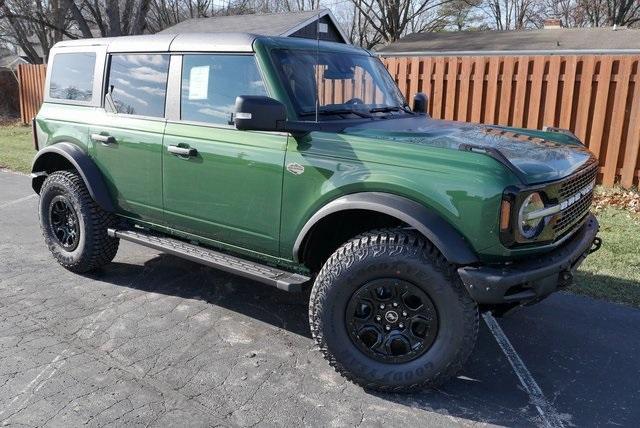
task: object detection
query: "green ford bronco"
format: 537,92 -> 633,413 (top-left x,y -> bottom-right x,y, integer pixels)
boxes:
32,33 -> 601,391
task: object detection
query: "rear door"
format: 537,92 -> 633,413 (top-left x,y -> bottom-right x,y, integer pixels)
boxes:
90,53 -> 170,224
162,53 -> 287,256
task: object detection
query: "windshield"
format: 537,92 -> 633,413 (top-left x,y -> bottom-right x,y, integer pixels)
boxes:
271,49 -> 409,120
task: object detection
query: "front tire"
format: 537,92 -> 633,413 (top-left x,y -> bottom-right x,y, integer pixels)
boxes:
309,229 -> 478,392
39,170 -> 119,273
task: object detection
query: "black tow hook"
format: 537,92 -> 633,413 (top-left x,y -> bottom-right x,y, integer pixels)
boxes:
558,270 -> 574,289
588,237 -> 602,254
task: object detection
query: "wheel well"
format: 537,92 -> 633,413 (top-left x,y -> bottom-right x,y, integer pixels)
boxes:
32,152 -> 77,193
299,209 -> 409,271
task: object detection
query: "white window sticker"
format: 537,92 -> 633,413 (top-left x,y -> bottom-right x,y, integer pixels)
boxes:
188,66 -> 209,100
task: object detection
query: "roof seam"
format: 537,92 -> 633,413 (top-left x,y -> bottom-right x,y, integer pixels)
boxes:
167,33 -> 181,52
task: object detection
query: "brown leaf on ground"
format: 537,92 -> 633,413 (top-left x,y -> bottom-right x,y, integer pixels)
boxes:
593,186 -> 640,214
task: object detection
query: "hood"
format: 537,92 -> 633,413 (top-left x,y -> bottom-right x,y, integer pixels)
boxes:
343,116 -> 595,184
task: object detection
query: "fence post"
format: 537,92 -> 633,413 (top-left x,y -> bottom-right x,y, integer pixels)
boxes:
17,64 -> 25,123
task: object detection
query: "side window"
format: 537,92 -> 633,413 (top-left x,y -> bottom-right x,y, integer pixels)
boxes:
49,52 -> 96,102
181,55 -> 267,125
106,54 -> 169,117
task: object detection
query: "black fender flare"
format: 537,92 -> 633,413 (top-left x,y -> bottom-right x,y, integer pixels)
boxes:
31,142 -> 115,212
293,192 -> 479,265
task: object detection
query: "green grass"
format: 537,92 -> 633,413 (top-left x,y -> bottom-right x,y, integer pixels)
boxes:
0,124 -> 34,173
571,207 -> 640,307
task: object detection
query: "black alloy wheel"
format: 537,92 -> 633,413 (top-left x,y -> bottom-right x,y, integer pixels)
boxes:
48,195 -> 80,251
346,279 -> 438,363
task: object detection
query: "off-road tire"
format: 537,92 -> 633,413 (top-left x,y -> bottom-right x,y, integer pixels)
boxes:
309,228 -> 478,392
39,170 -> 119,273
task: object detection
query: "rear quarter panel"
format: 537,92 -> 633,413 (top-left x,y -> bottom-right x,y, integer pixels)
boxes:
35,103 -> 96,155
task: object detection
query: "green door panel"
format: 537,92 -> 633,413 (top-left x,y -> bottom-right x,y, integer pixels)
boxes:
89,111 -> 165,223
162,122 -> 287,255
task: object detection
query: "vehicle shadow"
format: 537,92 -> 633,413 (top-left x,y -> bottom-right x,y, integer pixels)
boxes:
90,254 -> 313,337
86,252 -> 541,426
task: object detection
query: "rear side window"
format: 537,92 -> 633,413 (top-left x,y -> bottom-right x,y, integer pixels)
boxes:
106,54 -> 169,118
181,55 -> 267,125
49,52 -> 96,102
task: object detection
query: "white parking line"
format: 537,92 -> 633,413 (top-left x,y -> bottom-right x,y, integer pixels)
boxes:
483,312 -> 565,428
0,194 -> 36,209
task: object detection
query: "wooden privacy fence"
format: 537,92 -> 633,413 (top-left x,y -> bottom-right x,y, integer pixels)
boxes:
16,64 -> 46,126
382,54 -> 640,188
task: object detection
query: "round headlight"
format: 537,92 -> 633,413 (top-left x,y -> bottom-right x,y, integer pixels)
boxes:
518,192 -> 545,239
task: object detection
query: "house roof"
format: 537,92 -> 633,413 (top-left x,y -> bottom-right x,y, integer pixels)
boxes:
0,48 -> 27,71
378,27 -> 640,55
159,9 -> 348,42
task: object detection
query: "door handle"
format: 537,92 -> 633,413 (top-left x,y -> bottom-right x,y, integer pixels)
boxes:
167,145 -> 198,157
91,133 -> 116,145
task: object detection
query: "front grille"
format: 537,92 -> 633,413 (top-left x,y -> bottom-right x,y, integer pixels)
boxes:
553,192 -> 593,236
559,163 -> 598,200
553,161 -> 598,238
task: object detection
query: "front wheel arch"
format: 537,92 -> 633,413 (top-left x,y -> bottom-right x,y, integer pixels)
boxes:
293,192 -> 479,268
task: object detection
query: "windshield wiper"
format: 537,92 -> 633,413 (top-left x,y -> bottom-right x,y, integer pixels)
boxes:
369,105 -> 413,114
300,109 -> 372,119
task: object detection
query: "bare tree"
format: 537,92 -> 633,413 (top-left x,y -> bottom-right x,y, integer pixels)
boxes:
439,0 -> 484,30
536,0 -> 640,27
341,0 -> 383,48
350,0 -> 453,44
0,0 -> 76,62
580,0 -> 608,25
1,0 -> 155,63
282,0 -> 319,11
146,0 -> 183,32
481,0 -> 542,29
605,0 -> 640,25
70,0 -> 153,36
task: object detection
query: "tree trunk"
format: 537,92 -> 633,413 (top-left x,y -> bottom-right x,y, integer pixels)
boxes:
131,0 -> 152,34
63,0 -> 93,37
106,0 -> 122,36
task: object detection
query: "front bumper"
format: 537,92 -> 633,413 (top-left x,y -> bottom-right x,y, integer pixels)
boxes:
458,214 -> 601,305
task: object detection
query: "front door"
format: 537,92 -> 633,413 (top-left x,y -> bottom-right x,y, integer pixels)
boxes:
162,53 -> 286,256
91,53 -> 170,224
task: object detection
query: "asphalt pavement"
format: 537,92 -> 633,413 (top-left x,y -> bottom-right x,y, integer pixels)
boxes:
1,169 -> 638,427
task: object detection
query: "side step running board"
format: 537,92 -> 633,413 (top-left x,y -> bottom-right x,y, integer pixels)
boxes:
108,228 -> 310,292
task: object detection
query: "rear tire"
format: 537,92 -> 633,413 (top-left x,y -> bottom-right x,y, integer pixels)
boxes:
39,170 -> 119,273
309,228 -> 478,392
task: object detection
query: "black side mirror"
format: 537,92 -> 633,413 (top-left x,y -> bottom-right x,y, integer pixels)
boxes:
234,96 -> 287,132
413,93 -> 429,115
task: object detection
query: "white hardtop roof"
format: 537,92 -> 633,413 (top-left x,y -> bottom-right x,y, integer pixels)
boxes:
53,32 -> 260,53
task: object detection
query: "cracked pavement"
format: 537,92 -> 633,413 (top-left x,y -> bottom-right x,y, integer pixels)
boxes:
1,170 -> 639,427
